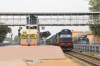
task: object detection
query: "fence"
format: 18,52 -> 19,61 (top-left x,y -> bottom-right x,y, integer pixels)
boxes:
73,42 -> 100,55
0,43 -> 19,47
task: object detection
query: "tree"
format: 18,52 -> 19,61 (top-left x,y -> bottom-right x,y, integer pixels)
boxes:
0,25 -> 11,43
4,37 -> 11,41
89,0 -> 100,36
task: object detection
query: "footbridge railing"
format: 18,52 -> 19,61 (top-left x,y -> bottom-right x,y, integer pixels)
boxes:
0,43 -> 19,47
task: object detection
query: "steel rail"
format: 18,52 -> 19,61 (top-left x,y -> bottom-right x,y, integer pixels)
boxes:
65,52 -> 100,66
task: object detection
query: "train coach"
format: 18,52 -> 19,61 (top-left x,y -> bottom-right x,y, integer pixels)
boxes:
47,29 -> 73,50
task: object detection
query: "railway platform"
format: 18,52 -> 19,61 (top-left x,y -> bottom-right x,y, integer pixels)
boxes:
0,46 -> 65,60
0,45 -> 81,66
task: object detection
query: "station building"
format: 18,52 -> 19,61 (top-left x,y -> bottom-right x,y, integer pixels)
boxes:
72,30 -> 100,45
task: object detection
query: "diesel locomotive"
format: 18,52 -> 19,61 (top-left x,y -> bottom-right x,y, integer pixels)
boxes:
46,29 -> 73,50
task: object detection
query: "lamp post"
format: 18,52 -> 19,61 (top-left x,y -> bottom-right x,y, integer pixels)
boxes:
93,24 -> 97,53
28,26 -> 30,46
18,27 -> 22,44
18,27 -> 22,37
10,34 -> 13,44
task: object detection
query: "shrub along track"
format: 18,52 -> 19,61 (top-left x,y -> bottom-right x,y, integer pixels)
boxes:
65,51 -> 100,66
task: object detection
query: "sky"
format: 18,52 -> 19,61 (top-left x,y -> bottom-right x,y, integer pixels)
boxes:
0,0 -> 91,39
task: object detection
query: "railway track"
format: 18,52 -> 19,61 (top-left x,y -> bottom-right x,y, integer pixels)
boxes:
65,51 -> 100,66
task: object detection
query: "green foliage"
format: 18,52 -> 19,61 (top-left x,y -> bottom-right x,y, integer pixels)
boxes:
89,25 -> 100,36
0,25 -> 11,43
14,35 -> 20,42
4,37 -> 11,41
89,0 -> 100,11
89,0 -> 100,37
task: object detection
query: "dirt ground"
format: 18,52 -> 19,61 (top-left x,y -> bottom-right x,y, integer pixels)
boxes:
65,54 -> 91,66
0,60 -> 28,66
25,59 -> 80,66
0,59 -> 81,66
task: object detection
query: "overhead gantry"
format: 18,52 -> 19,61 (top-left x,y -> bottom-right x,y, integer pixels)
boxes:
0,12 -> 100,26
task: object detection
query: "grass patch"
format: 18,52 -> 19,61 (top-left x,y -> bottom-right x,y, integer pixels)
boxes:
72,50 -> 100,59
67,56 -> 73,59
72,59 -> 87,66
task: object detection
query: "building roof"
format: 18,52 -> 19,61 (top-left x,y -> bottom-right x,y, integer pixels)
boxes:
75,31 -> 92,37
72,31 -> 83,33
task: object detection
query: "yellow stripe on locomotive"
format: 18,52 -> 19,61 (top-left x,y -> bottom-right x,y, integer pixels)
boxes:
21,34 -> 37,39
